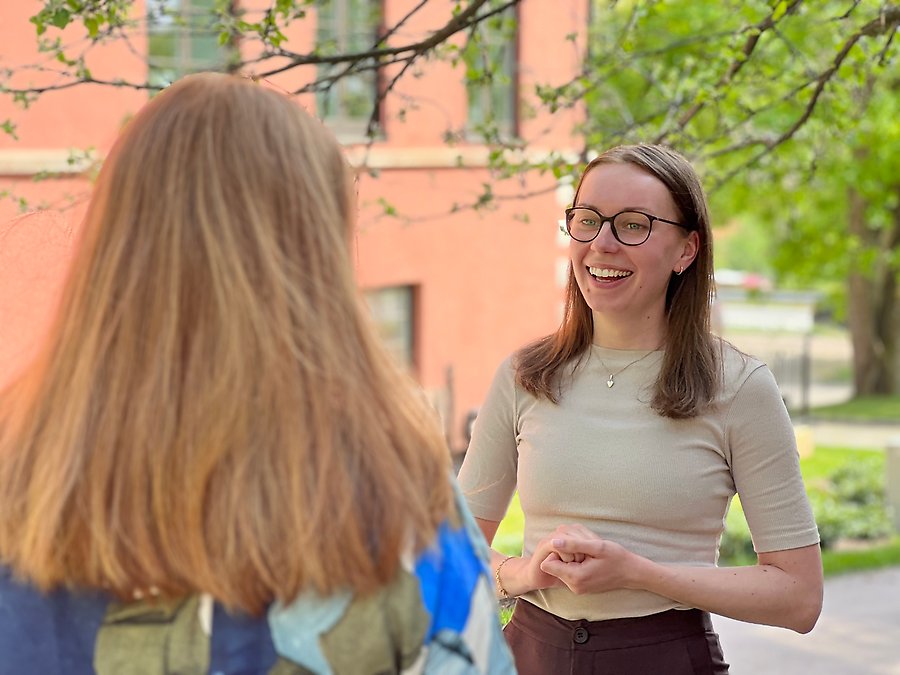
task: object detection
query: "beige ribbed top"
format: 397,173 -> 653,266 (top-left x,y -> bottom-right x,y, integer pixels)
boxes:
458,341 -> 819,621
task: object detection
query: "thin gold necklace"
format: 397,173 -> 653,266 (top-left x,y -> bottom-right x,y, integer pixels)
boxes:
594,347 -> 661,388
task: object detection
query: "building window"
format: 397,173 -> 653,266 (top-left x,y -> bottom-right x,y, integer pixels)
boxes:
147,0 -> 234,89
315,0 -> 382,137
465,7 -> 518,139
364,286 -> 415,370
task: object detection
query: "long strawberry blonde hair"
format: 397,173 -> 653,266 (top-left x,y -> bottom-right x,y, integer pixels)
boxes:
0,73 -> 452,614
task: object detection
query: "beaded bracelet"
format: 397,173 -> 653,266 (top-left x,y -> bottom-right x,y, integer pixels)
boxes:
494,555 -> 515,600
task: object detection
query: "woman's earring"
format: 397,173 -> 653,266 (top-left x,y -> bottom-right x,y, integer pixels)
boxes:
676,265 -> 684,276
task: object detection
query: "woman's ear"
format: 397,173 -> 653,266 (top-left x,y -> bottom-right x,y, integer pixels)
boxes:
675,230 -> 700,274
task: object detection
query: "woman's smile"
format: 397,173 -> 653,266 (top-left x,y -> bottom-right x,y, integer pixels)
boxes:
587,266 -> 633,282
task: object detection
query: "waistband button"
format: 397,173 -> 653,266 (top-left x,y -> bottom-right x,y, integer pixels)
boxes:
573,627 -> 589,644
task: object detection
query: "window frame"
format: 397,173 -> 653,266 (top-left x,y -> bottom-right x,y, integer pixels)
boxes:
315,0 -> 384,140
465,5 -> 520,140
146,0 -> 235,89
363,284 -> 417,373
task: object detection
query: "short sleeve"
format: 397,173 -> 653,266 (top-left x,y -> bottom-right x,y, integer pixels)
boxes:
725,365 -> 820,553
456,358 -> 519,523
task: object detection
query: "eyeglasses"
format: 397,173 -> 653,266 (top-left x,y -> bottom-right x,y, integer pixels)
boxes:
563,206 -> 685,246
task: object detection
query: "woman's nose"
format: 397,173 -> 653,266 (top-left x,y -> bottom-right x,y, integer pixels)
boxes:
591,220 -> 620,251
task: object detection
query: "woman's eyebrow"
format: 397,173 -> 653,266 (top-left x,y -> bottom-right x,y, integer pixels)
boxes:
573,203 -> 657,213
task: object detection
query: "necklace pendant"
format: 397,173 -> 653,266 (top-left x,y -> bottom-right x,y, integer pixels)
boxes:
607,375 -> 614,388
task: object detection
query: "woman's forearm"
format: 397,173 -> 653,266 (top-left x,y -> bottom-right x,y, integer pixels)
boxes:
629,548 -> 823,633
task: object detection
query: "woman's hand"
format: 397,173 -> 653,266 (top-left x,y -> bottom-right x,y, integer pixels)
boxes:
544,524 -> 587,564
540,526 -> 642,594
499,532 -> 578,597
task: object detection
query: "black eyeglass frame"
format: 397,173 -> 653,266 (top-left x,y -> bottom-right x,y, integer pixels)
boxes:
563,206 -> 687,246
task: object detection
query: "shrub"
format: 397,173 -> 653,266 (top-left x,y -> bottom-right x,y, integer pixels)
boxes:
808,460 -> 892,548
719,513 -> 755,566
720,455 -> 891,564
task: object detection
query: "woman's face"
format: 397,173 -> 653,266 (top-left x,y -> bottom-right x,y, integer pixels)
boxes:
569,162 -> 698,332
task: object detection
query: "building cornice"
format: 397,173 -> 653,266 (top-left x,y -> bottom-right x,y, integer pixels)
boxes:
0,149 -> 96,176
344,145 -> 579,169
0,146 -> 580,176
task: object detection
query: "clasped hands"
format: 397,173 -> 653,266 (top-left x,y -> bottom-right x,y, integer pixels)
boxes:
523,523 -> 644,596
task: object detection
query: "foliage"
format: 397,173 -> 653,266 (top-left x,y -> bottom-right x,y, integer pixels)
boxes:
718,501 -> 756,566
809,459 -> 894,547
570,2 -> 900,344
714,214 -> 775,277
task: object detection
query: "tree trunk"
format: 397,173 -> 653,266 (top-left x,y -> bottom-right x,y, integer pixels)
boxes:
846,186 -> 900,396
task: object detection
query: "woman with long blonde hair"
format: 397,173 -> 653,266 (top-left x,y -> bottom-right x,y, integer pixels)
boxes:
0,73 -> 513,674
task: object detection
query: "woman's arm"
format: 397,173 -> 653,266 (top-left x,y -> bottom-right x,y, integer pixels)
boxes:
542,530 -> 823,633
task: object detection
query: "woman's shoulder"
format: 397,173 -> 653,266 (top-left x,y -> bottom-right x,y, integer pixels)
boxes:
483,352 -> 520,395
717,337 -> 766,378
714,337 -> 778,401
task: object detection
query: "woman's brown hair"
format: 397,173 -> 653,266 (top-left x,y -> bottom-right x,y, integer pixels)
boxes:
516,144 -> 721,418
0,73 -> 452,614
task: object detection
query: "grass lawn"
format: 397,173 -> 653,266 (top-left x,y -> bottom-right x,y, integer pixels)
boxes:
809,395 -> 900,422
492,445 -> 899,577
821,536 -> 900,575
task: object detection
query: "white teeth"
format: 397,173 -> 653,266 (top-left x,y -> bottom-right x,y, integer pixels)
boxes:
589,267 -> 632,279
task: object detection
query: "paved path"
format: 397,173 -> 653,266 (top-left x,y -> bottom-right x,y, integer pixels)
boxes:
803,421 -> 900,451
715,566 -> 900,674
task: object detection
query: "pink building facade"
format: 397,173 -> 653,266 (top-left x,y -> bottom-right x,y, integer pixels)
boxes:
0,0 -> 587,455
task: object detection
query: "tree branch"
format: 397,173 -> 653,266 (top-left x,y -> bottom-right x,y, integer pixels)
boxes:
707,4 -> 900,189
1,0 -> 522,97
654,0 -> 805,144
252,0 -> 517,78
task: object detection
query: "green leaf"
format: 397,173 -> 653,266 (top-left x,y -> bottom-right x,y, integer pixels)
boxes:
772,1 -> 788,22
75,61 -> 92,80
29,15 -> 47,36
1,119 -> 18,141
50,9 -> 71,29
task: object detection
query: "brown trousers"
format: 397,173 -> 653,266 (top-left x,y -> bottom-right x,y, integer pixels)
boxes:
504,600 -> 730,675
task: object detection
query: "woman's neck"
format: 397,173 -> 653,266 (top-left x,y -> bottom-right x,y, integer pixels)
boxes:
591,313 -> 667,351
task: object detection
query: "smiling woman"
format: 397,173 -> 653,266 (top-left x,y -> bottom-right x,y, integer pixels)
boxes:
458,144 -> 824,675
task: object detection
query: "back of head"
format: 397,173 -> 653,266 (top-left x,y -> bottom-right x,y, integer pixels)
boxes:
0,73 -> 452,614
